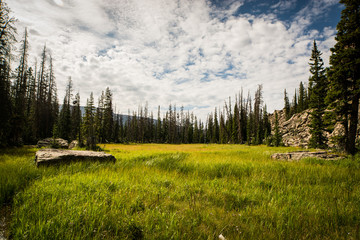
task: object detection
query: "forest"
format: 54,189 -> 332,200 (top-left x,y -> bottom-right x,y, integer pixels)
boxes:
0,0 -> 359,155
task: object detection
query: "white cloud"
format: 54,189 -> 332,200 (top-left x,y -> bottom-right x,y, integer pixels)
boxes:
8,0 -> 339,120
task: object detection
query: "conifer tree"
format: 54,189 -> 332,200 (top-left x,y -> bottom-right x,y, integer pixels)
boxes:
58,77 -> 72,140
11,28 -> 29,145
273,112 -> 282,147
0,0 -> 16,145
71,92 -> 82,144
103,87 -> 113,142
83,92 -> 96,150
327,0 -> 360,154
308,40 -> 327,149
284,89 -> 291,120
298,82 -> 306,112
213,108 -> 219,143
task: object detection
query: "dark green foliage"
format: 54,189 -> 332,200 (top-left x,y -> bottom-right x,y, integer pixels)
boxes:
284,89 -> 291,120
58,78 -> 72,140
273,112 -> 282,147
0,0 -> 16,146
326,0 -> 360,154
308,40 -> 328,149
83,93 -> 96,150
10,28 -> 28,145
71,92 -> 82,144
103,87 -> 113,142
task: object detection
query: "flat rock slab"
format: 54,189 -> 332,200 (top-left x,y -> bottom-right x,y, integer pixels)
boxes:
35,149 -> 116,166
271,151 -> 343,161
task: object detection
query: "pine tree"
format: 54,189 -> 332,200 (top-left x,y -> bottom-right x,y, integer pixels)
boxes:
83,92 -> 96,150
0,0 -> 16,146
254,85 -> 263,144
327,0 -> 360,154
284,89 -> 291,120
308,40 -> 327,149
11,28 -> 29,145
95,91 -> 105,143
24,66 -> 36,143
298,82 -> 306,112
103,87 -> 113,142
58,77 -> 72,140
71,92 -> 82,144
213,108 -> 219,143
273,112 -> 282,147
232,103 -> 240,143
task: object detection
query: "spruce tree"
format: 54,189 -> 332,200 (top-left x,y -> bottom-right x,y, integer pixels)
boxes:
308,40 -> 327,149
58,77 -> 72,140
0,0 -> 16,146
284,89 -> 291,120
71,92 -> 82,144
273,112 -> 282,147
11,28 -> 29,145
83,92 -> 96,150
103,87 -> 113,142
327,0 -> 360,154
298,82 -> 305,112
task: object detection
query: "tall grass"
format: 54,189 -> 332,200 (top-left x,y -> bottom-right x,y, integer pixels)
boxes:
4,144 -> 360,239
0,147 -> 40,206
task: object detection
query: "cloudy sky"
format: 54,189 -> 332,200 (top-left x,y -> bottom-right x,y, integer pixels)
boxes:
8,0 -> 343,119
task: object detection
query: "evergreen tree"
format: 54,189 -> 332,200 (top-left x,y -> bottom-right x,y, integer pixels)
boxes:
103,87 -> 113,142
232,103 -> 240,143
71,92 -> 82,144
213,108 -> 219,143
95,91 -> 105,143
327,0 -> 360,154
24,66 -> 36,143
298,82 -> 306,112
58,77 -> 72,140
0,0 -> 16,146
254,85 -> 263,144
273,112 -> 282,147
284,89 -> 291,120
83,92 -> 96,150
308,40 -> 327,149
11,28 -> 29,145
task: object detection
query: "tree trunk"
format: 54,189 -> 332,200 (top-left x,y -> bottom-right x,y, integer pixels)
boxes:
346,96 -> 359,155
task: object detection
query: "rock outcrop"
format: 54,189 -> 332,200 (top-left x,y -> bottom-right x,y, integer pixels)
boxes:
68,140 -> 79,149
269,109 -> 358,148
37,138 -> 69,148
271,151 -> 343,161
35,149 -> 116,166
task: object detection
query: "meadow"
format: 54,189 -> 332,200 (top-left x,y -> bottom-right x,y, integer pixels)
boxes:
1,144 -> 360,239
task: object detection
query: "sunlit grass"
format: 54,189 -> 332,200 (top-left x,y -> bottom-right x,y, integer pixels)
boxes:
3,144 -> 360,239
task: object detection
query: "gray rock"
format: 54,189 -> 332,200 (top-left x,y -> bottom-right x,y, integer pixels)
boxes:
37,138 -> 69,148
69,140 -> 79,149
271,151 -> 343,161
35,148 -> 116,166
269,108 -> 360,149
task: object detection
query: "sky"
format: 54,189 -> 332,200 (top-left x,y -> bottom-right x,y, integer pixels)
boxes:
8,0 -> 343,120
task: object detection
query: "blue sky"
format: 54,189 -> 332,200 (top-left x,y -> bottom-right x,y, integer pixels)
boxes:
8,0 -> 343,119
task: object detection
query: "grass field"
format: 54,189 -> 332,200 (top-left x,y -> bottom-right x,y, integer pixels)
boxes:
1,144 -> 360,239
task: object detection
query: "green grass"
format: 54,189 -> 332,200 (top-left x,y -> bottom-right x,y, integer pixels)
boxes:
1,144 -> 360,239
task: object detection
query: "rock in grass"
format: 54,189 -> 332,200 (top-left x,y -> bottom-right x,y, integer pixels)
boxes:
35,148 -> 116,166
68,140 -> 79,149
271,151 -> 343,161
37,138 -> 69,149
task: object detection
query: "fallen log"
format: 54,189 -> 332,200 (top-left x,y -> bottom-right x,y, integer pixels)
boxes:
271,151 -> 343,161
35,148 -> 116,166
